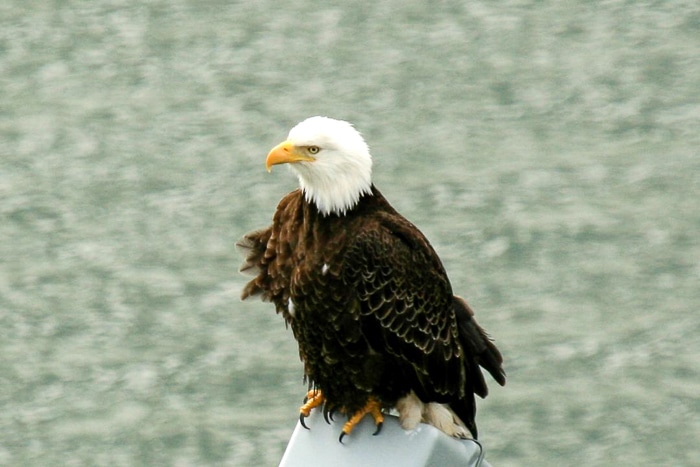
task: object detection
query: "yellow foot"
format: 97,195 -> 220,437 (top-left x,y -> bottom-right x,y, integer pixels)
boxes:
299,390 -> 325,429
339,397 -> 384,443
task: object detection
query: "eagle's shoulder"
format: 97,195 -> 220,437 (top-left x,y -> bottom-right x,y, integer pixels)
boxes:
348,188 -> 449,278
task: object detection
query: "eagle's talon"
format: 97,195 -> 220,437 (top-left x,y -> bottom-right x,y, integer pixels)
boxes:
298,389 -> 325,430
337,396 -> 384,442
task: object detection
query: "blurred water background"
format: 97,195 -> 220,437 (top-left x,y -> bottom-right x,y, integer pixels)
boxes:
2,1 -> 699,465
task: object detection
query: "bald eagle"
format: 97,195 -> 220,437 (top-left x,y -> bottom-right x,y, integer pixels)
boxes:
238,116 -> 505,442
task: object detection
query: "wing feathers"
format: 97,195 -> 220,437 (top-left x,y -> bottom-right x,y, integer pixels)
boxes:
236,228 -> 274,300
343,223 -> 465,399
454,295 -> 506,392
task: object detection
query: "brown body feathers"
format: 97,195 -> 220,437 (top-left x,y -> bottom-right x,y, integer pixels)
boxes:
238,186 -> 505,438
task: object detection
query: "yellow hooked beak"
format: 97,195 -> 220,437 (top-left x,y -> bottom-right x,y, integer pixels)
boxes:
265,140 -> 316,172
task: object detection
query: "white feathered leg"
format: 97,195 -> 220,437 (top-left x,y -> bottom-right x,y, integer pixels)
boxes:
396,391 -> 424,430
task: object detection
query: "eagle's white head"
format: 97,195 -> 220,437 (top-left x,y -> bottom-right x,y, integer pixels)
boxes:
265,116 -> 373,216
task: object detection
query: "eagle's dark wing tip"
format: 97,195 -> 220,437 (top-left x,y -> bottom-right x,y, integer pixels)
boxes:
482,348 -> 507,387
453,295 -> 506,388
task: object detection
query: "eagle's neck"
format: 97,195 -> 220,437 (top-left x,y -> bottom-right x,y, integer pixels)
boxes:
294,164 -> 372,216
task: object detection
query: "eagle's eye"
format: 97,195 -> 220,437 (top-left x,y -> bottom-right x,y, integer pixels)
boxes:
307,146 -> 320,155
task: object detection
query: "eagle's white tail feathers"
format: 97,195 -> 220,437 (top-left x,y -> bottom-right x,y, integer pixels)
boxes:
396,391 -> 473,439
